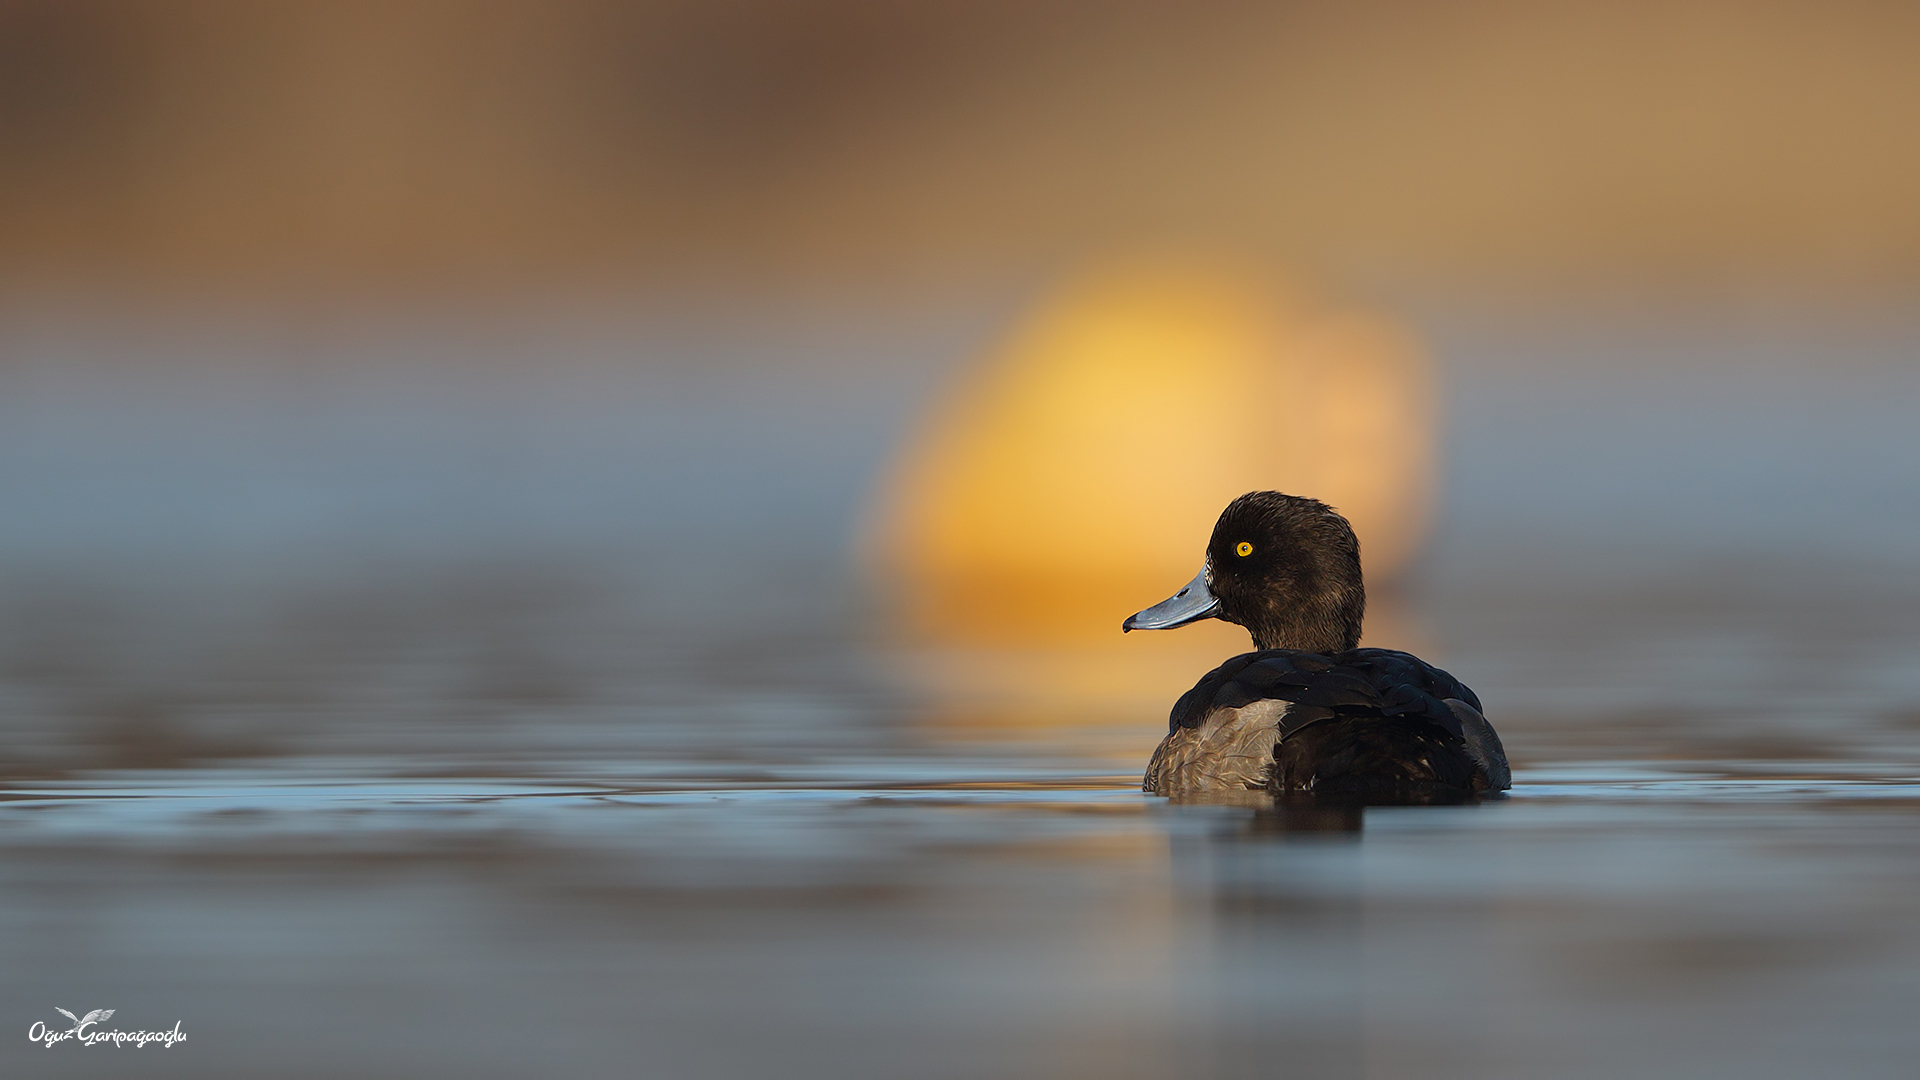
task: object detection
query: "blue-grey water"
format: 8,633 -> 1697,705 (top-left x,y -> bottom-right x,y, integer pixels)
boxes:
2,300 -> 1919,1078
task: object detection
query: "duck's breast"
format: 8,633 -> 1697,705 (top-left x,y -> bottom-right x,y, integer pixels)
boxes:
1144,649 -> 1376,796
1144,697 -> 1332,796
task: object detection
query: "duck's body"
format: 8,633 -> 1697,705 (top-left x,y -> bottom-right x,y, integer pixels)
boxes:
1143,646 -> 1508,800
1124,492 -> 1509,802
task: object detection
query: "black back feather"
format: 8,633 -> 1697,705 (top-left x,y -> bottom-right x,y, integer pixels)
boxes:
1165,647 -> 1495,797
1169,648 -> 1475,737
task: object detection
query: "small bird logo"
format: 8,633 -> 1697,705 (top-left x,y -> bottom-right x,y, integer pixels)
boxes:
54,1008 -> 113,1033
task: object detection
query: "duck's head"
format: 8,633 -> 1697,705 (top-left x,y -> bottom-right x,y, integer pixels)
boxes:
1122,491 -> 1365,653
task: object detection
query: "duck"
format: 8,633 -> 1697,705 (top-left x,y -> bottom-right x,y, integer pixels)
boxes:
1123,491 -> 1509,802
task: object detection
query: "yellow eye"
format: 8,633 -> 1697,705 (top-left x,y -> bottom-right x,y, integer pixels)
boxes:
1235,541 -> 1253,557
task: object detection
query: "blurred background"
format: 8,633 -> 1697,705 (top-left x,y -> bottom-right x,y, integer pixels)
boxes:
3,2 -> 1920,1078
6,0 -> 1920,287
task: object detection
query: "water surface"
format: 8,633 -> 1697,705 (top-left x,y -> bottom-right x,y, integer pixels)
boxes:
3,305 -> 1918,1078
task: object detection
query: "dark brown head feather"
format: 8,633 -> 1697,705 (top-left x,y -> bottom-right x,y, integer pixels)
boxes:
1204,491 -> 1365,653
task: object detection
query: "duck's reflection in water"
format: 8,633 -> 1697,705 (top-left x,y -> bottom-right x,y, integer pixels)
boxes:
1172,787 -> 1495,836
1159,792 -> 1511,1078
1161,795 -> 1369,1077
1166,791 -> 1363,832
1239,798 -> 1367,836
